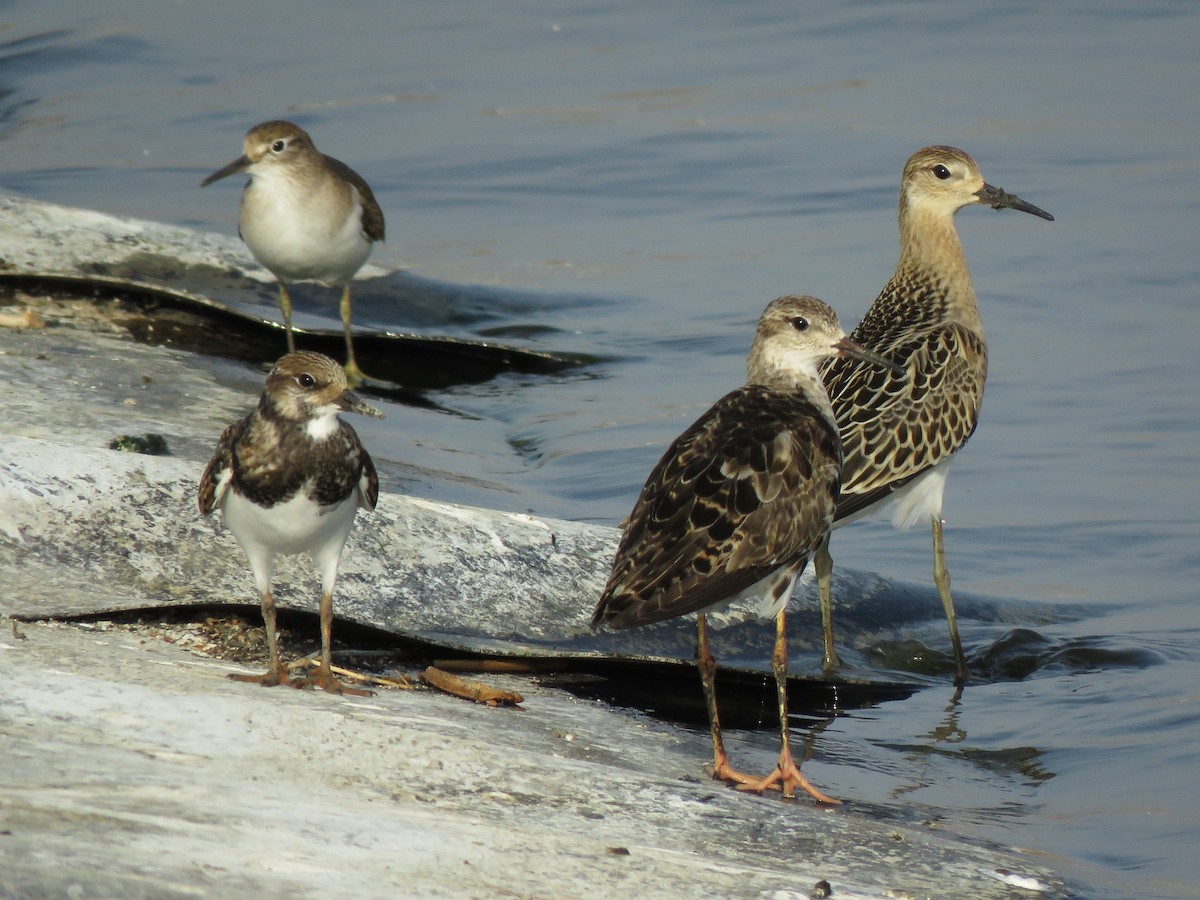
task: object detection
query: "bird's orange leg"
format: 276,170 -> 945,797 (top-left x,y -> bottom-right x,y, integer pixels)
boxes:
697,614 -> 772,787
735,611 -> 841,804
228,590 -> 300,688
293,591 -> 372,697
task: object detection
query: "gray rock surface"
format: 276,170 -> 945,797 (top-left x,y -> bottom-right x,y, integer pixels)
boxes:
1,619 -> 1063,899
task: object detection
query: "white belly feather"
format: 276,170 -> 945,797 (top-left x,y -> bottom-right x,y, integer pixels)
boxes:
221,487 -> 359,558
835,456 -> 954,532
240,172 -> 371,285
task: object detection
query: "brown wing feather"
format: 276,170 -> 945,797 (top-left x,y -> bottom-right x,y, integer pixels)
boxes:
823,313 -> 985,521
356,438 -> 379,511
197,417 -> 248,515
323,154 -> 385,242
593,385 -> 842,630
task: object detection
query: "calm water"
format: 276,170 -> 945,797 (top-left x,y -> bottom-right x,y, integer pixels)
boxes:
2,2 -> 1199,896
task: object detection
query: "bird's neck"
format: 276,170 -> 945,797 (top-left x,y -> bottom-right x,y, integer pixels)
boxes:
745,352 -> 837,426
255,396 -> 314,441
893,201 -> 982,335
248,157 -> 329,203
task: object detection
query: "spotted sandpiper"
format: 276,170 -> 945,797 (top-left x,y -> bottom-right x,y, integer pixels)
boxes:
817,145 -> 1054,683
198,350 -> 383,695
201,120 -> 386,385
592,295 -> 902,804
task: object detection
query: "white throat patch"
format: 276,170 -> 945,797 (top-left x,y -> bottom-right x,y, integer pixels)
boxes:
306,408 -> 341,441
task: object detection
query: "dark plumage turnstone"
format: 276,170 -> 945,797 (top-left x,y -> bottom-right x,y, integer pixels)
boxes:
201,120 -> 386,385
817,146 -> 1053,683
593,295 -> 902,803
199,351 -> 383,695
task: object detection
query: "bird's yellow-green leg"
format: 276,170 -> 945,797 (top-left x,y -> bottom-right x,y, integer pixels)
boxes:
815,536 -> 841,673
277,283 -> 296,352
339,283 -> 367,387
932,516 -> 969,684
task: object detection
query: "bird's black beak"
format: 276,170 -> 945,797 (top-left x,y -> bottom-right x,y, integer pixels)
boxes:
338,389 -> 384,419
976,182 -> 1054,221
200,155 -> 252,187
834,337 -> 906,376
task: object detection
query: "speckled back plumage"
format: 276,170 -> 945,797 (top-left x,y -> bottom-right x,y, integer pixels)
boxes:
594,386 -> 842,629
823,273 -> 987,521
593,295 -> 852,631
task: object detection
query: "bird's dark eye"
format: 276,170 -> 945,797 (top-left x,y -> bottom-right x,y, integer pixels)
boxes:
271,139 -> 287,153
932,164 -> 951,180
297,373 -> 316,388
789,316 -> 809,332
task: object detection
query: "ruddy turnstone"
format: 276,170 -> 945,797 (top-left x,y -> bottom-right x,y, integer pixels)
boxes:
592,295 -> 902,803
199,350 -> 382,695
817,145 -> 1053,683
201,120 -> 386,385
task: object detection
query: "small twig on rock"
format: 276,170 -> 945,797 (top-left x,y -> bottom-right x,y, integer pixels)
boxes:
422,665 -> 524,708
288,657 -> 413,689
0,308 -> 46,329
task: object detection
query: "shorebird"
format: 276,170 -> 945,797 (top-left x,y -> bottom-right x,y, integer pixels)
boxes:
817,145 -> 1053,683
199,351 -> 382,695
593,295 -> 902,803
201,120 -> 385,385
